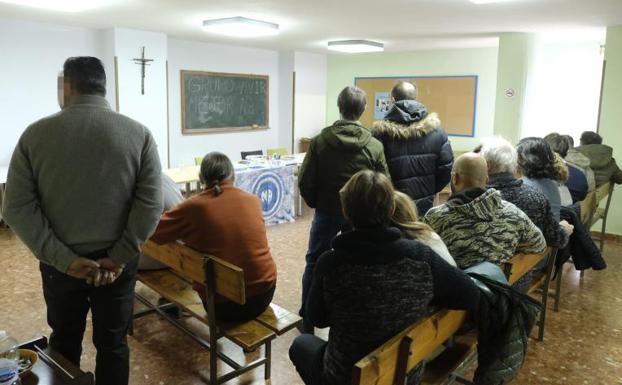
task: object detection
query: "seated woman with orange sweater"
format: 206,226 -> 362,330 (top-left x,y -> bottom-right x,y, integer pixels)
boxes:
151,152 -> 277,322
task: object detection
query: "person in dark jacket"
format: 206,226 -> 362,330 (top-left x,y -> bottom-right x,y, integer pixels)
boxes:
467,271 -> 541,385
477,137 -> 570,249
558,205 -> 607,271
577,131 -> 622,186
372,81 -> 453,215
544,133 -> 588,203
289,170 -> 479,385
298,86 -> 389,333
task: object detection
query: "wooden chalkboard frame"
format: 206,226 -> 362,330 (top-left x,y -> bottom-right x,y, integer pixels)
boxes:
181,70 -> 270,135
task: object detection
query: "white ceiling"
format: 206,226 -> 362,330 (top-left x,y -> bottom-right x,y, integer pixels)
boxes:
0,0 -> 619,52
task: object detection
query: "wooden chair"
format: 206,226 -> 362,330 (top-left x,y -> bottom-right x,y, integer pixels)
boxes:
502,248 -> 557,341
266,147 -> 288,157
132,241 -> 301,385
241,150 -> 264,160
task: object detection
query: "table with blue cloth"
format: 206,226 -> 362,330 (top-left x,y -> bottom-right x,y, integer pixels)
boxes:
234,164 -> 296,226
164,157 -> 303,226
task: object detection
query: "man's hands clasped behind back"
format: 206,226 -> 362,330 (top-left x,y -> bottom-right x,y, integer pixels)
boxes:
66,256 -> 125,287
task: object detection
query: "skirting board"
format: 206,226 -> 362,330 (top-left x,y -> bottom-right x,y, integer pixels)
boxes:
591,231 -> 622,243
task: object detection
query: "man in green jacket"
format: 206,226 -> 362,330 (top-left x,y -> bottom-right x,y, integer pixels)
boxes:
577,131 -> 622,187
298,86 -> 388,333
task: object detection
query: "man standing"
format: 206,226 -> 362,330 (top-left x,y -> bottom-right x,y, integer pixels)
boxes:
2,57 -> 163,385
298,86 -> 388,333
372,81 -> 454,215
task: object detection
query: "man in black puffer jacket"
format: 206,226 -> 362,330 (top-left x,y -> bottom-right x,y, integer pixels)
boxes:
372,81 -> 454,215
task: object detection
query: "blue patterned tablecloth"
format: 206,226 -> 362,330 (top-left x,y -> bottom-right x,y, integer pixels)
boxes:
235,164 -> 296,226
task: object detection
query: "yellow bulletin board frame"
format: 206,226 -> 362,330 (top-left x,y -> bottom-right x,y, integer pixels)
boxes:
354,75 -> 478,137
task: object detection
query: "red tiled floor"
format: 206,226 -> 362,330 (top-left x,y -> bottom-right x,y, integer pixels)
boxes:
1,214 -> 621,384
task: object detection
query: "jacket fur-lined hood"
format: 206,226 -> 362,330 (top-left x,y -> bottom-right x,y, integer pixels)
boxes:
372,112 -> 442,140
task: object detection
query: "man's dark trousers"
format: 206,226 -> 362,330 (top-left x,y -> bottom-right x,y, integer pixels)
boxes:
40,255 -> 138,385
300,210 -> 348,331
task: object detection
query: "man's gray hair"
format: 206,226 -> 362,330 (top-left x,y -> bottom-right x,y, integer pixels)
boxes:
479,137 -> 518,175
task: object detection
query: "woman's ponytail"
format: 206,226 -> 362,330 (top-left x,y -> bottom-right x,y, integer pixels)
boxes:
199,152 -> 235,197
213,182 -> 223,196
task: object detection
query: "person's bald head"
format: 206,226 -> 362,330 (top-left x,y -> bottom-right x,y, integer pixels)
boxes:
391,81 -> 417,102
451,153 -> 489,193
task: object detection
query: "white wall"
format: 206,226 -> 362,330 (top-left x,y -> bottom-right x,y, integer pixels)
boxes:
0,19 -> 108,165
293,52 -> 327,151
326,47 -> 499,152
521,38 -> 604,141
167,38 -> 281,167
112,28 -> 169,167
278,51 -> 295,153
0,19 -> 327,168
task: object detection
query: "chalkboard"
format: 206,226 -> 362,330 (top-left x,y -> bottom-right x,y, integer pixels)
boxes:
181,70 -> 269,134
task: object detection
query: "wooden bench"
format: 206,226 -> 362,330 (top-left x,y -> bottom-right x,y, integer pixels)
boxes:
352,309 -> 470,385
352,250 -> 549,385
131,241 -> 301,385
502,247 -> 557,340
570,182 -> 614,281
587,182 -> 615,252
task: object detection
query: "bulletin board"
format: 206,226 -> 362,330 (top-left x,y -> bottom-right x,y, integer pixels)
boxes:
354,76 -> 478,137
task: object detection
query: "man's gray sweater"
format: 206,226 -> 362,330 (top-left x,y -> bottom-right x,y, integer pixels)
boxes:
2,95 -> 163,273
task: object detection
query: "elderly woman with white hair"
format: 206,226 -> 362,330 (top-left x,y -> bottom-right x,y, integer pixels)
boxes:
477,137 -> 570,249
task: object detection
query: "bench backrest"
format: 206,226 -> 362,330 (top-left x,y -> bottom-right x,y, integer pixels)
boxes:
352,309 -> 467,385
595,182 -> 613,203
352,249 -> 550,385
502,249 -> 551,285
581,182 -> 613,226
579,190 -> 597,225
142,240 -> 246,304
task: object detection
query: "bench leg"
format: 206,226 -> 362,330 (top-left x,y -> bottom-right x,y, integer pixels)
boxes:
264,340 -> 272,380
209,332 -> 218,385
600,217 -> 607,252
538,308 -> 546,341
538,280 -> 552,341
128,317 -> 134,337
554,266 -> 562,312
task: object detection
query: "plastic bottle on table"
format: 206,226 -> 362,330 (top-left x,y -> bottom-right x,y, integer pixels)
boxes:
0,331 -> 20,385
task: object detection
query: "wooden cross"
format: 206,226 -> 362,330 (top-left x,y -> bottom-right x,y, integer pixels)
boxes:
132,46 -> 154,95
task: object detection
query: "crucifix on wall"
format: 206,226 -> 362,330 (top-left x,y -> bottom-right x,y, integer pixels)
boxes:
132,46 -> 154,95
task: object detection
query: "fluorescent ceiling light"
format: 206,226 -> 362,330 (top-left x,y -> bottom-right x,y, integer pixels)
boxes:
328,40 -> 384,53
202,17 -> 279,38
0,0 -> 107,12
470,0 -> 520,4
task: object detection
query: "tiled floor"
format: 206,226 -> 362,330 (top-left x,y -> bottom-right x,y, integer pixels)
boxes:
1,212 -> 621,385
